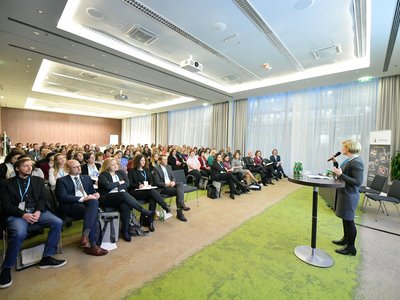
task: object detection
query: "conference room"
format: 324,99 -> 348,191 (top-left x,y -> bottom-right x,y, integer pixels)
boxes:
1,0 -> 399,299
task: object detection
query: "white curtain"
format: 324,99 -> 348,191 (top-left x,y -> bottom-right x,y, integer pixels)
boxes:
121,115 -> 153,145
168,105 -> 212,147
246,80 -> 378,176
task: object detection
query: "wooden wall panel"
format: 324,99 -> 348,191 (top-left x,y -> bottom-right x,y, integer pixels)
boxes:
1,108 -> 121,146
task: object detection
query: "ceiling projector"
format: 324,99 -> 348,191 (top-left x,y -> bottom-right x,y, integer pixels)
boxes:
180,55 -> 203,72
114,91 -> 128,101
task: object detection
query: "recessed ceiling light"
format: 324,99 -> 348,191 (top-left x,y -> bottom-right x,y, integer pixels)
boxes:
202,103 -> 209,107
27,65 -> 30,67
0,96 -> 4,100
25,70 -> 29,73
63,56 -> 69,59
101,54 -> 106,57
86,7 -> 104,19
294,0 -> 314,10
91,64 -> 95,67
37,10 -> 43,14
30,46 -> 36,50
212,22 -> 227,32
34,31 -> 40,35
71,44 -> 75,47
27,58 -> 32,61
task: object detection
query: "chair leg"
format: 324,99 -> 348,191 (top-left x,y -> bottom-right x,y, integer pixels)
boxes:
395,203 -> 400,216
382,202 -> 389,216
375,202 -> 382,221
196,190 -> 199,207
361,194 -> 367,212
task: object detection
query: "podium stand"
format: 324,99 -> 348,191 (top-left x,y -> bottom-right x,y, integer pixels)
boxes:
288,175 -> 345,268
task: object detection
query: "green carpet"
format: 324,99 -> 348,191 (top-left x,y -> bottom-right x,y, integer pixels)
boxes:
126,187 -> 361,299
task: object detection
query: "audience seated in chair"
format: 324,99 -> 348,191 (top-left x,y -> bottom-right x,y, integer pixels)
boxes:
168,149 -> 185,171
270,149 -> 288,178
211,153 -> 248,200
127,154 -> 171,230
186,150 -> 206,188
48,153 -> 67,190
55,160 -> 107,256
0,149 -> 24,186
97,158 -> 155,242
254,150 -> 276,183
231,151 -> 260,185
0,157 -> 66,289
153,155 -> 190,222
81,152 -> 100,184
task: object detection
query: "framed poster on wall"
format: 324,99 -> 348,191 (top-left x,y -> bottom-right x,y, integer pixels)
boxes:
367,130 -> 391,186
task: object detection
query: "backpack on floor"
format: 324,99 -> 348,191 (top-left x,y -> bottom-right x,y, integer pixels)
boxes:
207,184 -> 218,199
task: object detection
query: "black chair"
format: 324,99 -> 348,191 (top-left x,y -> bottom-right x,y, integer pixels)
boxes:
365,180 -> 400,221
360,174 -> 387,212
172,169 -> 199,206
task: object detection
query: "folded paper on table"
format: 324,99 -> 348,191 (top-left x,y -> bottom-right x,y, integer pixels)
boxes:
307,175 -> 332,179
135,186 -> 158,190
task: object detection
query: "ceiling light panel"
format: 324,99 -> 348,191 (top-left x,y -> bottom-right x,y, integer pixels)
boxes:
32,59 -> 195,110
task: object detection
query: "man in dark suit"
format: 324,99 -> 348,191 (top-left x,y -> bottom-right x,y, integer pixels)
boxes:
0,157 -> 66,289
153,155 -> 190,222
55,160 -> 107,256
270,149 -> 287,178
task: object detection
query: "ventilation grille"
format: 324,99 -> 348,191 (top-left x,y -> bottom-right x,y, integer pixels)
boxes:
221,74 -> 239,82
79,71 -> 100,80
124,24 -> 159,45
311,44 -> 343,60
383,0 -> 400,72
353,0 -> 367,58
121,0 -> 261,80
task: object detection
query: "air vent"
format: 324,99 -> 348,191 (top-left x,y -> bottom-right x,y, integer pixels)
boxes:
79,71 -> 100,80
65,87 -> 79,93
311,44 -> 342,60
124,24 -> 159,45
221,74 -> 239,82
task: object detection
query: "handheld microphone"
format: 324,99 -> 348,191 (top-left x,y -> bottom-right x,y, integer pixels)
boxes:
327,151 -> 341,162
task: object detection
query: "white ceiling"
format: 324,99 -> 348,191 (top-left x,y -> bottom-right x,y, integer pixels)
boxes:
0,0 -> 399,119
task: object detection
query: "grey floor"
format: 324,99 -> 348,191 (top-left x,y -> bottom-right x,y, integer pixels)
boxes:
356,197 -> 400,299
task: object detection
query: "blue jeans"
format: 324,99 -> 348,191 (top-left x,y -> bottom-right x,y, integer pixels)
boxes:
1,211 -> 63,269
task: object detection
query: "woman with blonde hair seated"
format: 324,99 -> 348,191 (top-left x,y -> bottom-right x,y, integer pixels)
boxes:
49,153 -> 67,189
97,157 -> 155,242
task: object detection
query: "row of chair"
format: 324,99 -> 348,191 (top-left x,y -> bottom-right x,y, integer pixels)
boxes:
360,175 -> 400,221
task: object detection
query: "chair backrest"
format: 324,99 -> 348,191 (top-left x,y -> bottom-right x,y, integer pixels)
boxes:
388,180 -> 400,200
172,169 -> 187,184
370,175 -> 387,192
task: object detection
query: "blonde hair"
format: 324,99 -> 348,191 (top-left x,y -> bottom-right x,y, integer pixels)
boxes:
342,139 -> 362,154
99,157 -> 117,174
53,153 -> 65,176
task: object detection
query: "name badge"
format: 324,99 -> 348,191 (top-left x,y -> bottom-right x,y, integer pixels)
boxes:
18,201 -> 26,211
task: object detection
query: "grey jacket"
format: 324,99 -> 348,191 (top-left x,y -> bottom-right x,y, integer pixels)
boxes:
334,156 -> 364,220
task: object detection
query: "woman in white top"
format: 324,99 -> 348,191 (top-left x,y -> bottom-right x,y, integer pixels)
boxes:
186,150 -> 205,188
81,152 -> 101,184
48,153 -> 67,189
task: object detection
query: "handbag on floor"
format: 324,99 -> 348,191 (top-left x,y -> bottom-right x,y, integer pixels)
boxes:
207,184 -> 218,199
249,183 -> 262,190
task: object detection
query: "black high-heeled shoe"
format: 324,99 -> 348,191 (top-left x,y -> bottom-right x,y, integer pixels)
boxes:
335,246 -> 356,256
332,238 -> 347,245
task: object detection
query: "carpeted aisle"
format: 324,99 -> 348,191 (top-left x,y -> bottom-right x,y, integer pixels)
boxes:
127,187 -> 361,299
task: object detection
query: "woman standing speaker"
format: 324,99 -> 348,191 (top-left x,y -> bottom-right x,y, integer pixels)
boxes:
331,139 -> 364,256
